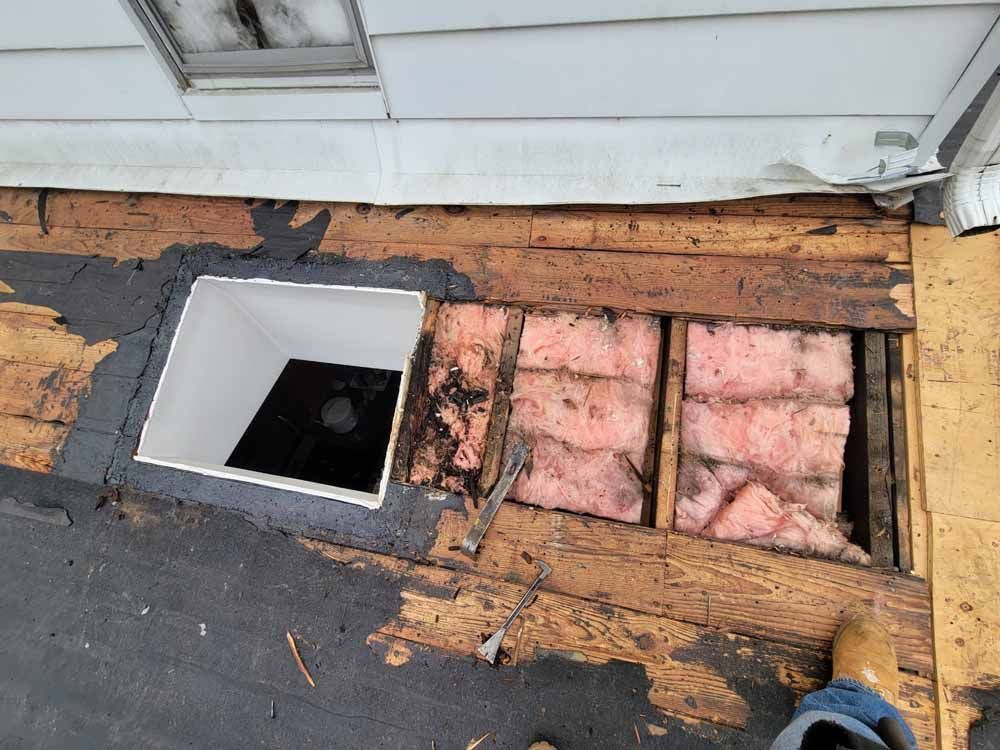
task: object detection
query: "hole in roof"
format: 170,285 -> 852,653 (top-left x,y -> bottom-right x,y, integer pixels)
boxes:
135,276 -> 424,508
226,360 -> 402,494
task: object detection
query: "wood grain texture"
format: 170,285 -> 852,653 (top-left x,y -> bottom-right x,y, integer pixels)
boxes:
0,299 -> 116,473
530,210 -> 911,262
662,532 -> 933,675
0,224 -> 256,263
0,306 -> 117,372
428,496 -> 667,614
425,493 -> 933,676
654,318 -> 686,529
300,536 -> 935,740
477,307 -> 524,494
0,413 -> 68,473
886,334 -> 913,573
319,239 -> 916,330
550,194 -> 910,220
911,225 -> 1000,522
0,189 -> 534,250
901,333 -> 929,579
0,360 -> 93,423
911,224 -> 1000,750
931,515 -> 1000,750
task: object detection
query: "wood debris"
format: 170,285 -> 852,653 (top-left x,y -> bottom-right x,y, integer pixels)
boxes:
285,630 -> 316,688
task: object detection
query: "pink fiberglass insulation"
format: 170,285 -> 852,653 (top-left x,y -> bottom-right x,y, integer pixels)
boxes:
409,303 -> 508,494
680,399 -> 849,478
673,458 -> 750,534
704,483 -> 871,565
506,312 -> 658,523
509,369 -> 652,460
508,436 -> 644,523
674,455 -> 842,528
685,322 -> 854,403
517,311 -> 661,385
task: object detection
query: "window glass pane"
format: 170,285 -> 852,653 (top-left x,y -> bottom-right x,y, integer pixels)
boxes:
255,0 -> 354,48
152,0 -> 354,53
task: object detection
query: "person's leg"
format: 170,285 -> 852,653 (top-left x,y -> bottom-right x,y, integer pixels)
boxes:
771,616 -> 917,750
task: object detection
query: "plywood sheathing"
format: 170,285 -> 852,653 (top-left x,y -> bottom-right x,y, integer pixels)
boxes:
910,224 -> 1000,750
300,535 -> 937,746
0,188 -> 915,329
0,299 -> 116,471
426,496 -> 932,669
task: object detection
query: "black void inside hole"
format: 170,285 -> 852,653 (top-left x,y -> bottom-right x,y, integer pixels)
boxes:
226,360 -> 402,494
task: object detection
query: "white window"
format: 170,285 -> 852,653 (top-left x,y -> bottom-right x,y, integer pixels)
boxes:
125,0 -> 374,89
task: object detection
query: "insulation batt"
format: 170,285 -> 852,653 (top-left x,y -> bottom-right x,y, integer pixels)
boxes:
685,322 -> 854,402
704,483 -> 871,566
509,436 -> 643,523
517,311 -> 661,385
409,303 -> 508,494
681,399 -> 849,477
506,312 -> 660,523
673,456 -> 842,529
509,370 -> 652,460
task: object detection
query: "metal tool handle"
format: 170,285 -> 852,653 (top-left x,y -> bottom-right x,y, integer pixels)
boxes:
476,560 -> 551,664
460,441 -> 529,557
498,560 -> 550,632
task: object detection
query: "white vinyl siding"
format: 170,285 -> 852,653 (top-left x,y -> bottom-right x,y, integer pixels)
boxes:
373,6 -> 997,119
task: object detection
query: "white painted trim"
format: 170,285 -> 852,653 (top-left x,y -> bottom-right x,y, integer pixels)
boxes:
190,73 -> 380,90
182,88 -> 387,121
360,0 -> 1000,35
0,115 -> 943,205
953,75 -> 1000,169
916,13 -> 1000,165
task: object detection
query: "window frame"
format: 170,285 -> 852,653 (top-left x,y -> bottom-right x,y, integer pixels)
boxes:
125,0 -> 374,88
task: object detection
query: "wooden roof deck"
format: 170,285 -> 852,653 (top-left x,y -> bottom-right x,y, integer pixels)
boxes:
0,187 -> 991,748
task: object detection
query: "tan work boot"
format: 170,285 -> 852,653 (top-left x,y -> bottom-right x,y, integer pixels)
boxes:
528,743 -> 557,750
832,615 -> 899,705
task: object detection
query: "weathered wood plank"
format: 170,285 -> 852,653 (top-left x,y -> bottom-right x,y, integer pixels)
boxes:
0,413 -> 68,473
549,194 -> 910,220
654,318 -> 686,529
0,307 -> 117,372
0,189 -> 535,250
844,332 -> 895,568
662,532 -> 933,675
0,224 -> 255,263
319,240 -> 916,330
0,360 -> 92,423
301,536 -> 935,740
531,210 -> 911,262
425,494 -> 933,675
428,496 -> 668,614
900,333 -> 929,578
886,334 -> 913,573
390,299 -> 441,482
478,307 -> 524,494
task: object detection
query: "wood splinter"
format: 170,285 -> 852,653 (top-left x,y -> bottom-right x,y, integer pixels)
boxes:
286,630 -> 316,688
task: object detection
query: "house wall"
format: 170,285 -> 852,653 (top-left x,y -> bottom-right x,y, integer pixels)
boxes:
0,1 -> 995,204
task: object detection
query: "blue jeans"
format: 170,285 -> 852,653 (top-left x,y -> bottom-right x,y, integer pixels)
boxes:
771,679 -> 917,750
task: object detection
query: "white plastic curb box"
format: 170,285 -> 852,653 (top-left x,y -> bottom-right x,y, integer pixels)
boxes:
135,276 -> 426,509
